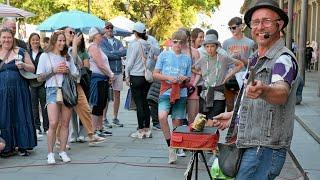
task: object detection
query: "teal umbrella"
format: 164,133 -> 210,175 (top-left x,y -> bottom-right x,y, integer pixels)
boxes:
37,10 -> 104,31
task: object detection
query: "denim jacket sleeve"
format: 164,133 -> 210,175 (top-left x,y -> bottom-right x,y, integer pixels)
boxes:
100,38 -> 126,62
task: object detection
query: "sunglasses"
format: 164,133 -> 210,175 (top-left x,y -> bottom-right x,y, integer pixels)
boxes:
228,26 -> 238,31
69,31 -> 75,35
105,26 -> 113,30
172,39 -> 183,44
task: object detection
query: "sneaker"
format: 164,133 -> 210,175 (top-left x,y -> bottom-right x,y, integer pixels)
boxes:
101,129 -> 113,136
36,129 -> 44,139
168,148 -> 177,164
112,118 -> 124,127
144,130 -> 152,138
130,130 -> 145,139
18,149 -> 30,156
59,151 -> 71,163
77,136 -> 86,143
47,153 -> 56,164
95,130 -> 107,138
88,135 -> 106,146
69,137 -> 76,143
152,124 -> 161,131
177,149 -> 186,157
103,119 -> 112,128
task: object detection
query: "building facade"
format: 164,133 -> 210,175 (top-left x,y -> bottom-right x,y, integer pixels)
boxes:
241,0 -> 320,71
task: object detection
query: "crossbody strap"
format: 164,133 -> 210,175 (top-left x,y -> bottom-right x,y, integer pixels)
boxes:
138,42 -> 148,67
226,57 -> 268,142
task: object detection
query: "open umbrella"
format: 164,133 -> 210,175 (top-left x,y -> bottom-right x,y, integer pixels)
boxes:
38,10 -> 132,37
0,3 -> 35,17
37,10 -> 105,31
109,16 -> 134,32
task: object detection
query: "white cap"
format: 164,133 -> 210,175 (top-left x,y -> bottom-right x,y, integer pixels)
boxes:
88,27 -> 100,38
132,22 -> 146,33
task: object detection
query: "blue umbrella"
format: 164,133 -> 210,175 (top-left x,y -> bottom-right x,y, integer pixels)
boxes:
37,10 -> 132,37
37,10 -> 104,31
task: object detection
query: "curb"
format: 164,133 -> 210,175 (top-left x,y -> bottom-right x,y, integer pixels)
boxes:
288,149 -> 309,180
290,115 -> 320,180
295,115 -> 320,144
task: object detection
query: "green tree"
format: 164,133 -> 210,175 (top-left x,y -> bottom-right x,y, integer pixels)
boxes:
112,0 -> 220,41
3,0 -> 220,41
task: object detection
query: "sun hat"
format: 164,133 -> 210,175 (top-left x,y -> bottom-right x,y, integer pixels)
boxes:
244,0 -> 288,29
132,22 -> 146,33
202,34 -> 220,46
88,27 -> 100,38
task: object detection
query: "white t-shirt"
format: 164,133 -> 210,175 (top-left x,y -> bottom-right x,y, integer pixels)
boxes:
36,52 -> 79,88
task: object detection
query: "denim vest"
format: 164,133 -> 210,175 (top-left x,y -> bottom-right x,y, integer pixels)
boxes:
237,39 -> 298,149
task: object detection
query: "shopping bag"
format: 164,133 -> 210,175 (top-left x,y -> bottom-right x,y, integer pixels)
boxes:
124,88 -> 136,111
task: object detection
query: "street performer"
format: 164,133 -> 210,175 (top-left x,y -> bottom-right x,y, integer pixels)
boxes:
209,0 -> 298,179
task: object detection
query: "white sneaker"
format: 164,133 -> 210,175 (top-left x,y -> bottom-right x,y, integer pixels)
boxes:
37,133 -> 44,139
59,151 -> 71,163
177,149 -> 186,157
47,153 -> 56,164
130,130 -> 145,139
144,130 -> 152,138
168,148 -> 177,164
69,137 -> 76,143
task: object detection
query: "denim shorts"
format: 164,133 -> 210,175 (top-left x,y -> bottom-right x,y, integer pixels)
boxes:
46,87 -> 60,106
158,95 -> 187,120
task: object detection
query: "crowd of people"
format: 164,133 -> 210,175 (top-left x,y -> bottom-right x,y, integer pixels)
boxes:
0,0 -> 313,179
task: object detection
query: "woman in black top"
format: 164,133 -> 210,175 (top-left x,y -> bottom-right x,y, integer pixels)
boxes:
28,33 -> 49,136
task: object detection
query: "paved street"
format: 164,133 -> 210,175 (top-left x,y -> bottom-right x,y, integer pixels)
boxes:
0,85 -> 305,180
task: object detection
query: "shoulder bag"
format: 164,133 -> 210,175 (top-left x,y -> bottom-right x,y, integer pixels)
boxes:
139,43 -> 153,83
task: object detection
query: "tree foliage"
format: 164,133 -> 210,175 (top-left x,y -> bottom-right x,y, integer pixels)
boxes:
2,0 -> 220,41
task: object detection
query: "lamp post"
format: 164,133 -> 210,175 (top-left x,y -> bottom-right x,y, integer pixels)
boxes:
299,0 -> 308,83
88,0 -> 90,14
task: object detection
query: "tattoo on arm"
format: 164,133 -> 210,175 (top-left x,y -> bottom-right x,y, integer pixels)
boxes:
37,71 -> 55,82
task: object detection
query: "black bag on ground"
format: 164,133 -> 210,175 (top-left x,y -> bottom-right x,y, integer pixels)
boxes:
62,74 -> 78,107
217,143 -> 244,177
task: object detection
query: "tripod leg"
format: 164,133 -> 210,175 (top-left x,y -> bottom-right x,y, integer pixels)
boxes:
195,151 -> 199,180
200,151 -> 213,180
184,151 -> 196,180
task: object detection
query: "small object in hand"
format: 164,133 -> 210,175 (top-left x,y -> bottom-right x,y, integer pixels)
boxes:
191,113 -> 207,132
247,68 -> 255,85
15,59 -> 23,65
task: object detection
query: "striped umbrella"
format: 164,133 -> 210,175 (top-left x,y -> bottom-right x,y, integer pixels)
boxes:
0,3 -> 35,17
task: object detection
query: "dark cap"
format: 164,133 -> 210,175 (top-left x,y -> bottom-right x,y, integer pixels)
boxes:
244,0 -> 288,29
105,21 -> 113,28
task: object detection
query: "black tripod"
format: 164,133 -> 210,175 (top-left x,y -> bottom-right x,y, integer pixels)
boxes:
185,150 -> 213,180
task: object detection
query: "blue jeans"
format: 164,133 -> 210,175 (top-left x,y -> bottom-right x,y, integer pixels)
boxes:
236,147 -> 287,180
